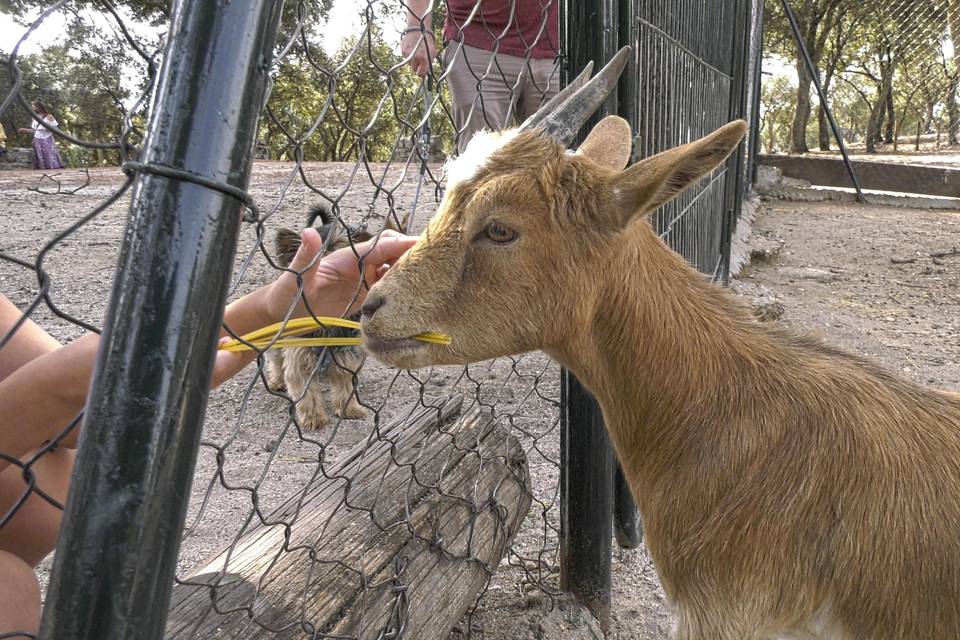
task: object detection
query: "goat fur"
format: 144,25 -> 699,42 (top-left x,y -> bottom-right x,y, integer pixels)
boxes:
361,117 -> 960,639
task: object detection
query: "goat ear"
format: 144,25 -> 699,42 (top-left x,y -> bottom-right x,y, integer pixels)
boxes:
576,115 -> 633,170
609,120 -> 747,227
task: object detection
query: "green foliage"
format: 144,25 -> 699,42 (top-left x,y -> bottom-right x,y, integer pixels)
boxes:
763,0 -> 958,153
1,15 -> 151,166
260,23 -> 454,163
760,74 -> 794,152
8,0 -> 171,25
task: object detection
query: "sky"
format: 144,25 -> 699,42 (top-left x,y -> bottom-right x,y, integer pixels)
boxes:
0,2 -> 396,57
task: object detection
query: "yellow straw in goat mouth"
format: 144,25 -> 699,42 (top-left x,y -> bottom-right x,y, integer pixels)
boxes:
219,316 -> 452,353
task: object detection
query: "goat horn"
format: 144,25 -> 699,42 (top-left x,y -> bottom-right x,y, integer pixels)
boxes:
532,46 -> 632,147
519,60 -> 594,131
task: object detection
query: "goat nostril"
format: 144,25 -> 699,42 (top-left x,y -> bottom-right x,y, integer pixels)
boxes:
361,295 -> 386,319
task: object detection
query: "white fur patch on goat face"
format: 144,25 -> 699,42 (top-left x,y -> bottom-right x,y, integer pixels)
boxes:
445,129 -> 519,188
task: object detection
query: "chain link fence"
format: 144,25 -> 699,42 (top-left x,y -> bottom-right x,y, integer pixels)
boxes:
0,1 -> 758,638
761,0 -> 960,157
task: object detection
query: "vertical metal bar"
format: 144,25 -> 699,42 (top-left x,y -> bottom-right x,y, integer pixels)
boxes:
559,0 -> 617,631
720,0 -> 751,284
779,0 -> 864,202
746,0 -> 766,189
38,2 -> 286,639
613,0 -> 643,551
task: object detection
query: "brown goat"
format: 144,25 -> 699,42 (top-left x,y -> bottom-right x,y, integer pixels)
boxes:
360,50 -> 960,639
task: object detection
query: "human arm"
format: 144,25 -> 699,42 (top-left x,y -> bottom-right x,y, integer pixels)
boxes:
400,0 -> 437,77
0,230 -> 417,467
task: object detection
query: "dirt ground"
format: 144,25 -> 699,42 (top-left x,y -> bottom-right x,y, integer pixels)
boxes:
1,163 -> 959,639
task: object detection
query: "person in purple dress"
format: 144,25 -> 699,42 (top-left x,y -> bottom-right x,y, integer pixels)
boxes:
18,102 -> 65,170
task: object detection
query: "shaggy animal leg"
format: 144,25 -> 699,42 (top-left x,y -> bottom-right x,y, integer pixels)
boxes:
283,347 -> 331,430
328,350 -> 366,420
264,349 -> 287,392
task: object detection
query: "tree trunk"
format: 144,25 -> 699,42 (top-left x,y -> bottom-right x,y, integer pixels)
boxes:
867,59 -> 895,153
950,2 -> 960,146
949,74 -> 960,147
166,398 -> 533,640
791,59 -> 813,154
817,103 -> 830,151
884,87 -> 895,144
768,114 -> 777,153
866,90 -> 885,154
817,64 -> 837,151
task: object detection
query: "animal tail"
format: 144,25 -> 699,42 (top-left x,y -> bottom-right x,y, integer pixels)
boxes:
307,204 -> 334,228
274,227 -> 302,268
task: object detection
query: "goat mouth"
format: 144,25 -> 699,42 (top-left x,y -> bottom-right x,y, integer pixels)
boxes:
362,334 -> 428,355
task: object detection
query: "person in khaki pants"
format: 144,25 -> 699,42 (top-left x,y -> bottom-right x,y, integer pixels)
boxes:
400,0 -> 560,153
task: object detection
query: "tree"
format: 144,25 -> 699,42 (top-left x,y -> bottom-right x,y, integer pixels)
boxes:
948,1 -> 960,146
765,0 -> 852,153
813,8 -> 865,150
1,16 -> 150,165
260,17 -> 454,163
8,0 -> 170,25
760,74 -> 795,153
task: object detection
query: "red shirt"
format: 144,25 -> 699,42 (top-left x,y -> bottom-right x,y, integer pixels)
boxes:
443,0 -> 559,59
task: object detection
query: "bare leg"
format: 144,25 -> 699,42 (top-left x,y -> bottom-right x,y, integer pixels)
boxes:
283,347 -> 330,430
0,447 -> 75,566
0,296 -> 61,383
0,549 -> 41,637
0,447 -> 74,637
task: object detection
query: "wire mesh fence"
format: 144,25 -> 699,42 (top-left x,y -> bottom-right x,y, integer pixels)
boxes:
761,0 -> 960,157
0,0 -> 757,638
631,0 -> 755,277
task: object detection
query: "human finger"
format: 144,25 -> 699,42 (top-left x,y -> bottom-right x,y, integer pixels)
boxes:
359,233 -> 417,266
288,228 -> 323,274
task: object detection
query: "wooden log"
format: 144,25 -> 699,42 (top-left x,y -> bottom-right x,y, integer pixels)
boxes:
166,395 -> 532,639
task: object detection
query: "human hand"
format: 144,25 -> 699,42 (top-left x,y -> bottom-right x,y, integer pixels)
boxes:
263,227 -> 418,323
211,228 -> 416,387
401,29 -> 437,78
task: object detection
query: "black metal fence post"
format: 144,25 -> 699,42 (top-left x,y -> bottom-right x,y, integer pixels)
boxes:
720,0 -> 754,282
612,0 -> 643,552
38,2 -> 285,638
559,0 -> 618,631
745,0 -> 767,191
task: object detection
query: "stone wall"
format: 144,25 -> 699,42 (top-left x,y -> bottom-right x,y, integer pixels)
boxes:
0,146 -> 33,169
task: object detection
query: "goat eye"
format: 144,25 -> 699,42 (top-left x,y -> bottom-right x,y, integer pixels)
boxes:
484,222 -> 517,244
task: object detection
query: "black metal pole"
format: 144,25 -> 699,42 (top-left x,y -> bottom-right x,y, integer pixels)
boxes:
779,0 -> 864,202
720,0 -> 753,284
560,0 -> 617,630
38,2 -> 285,639
746,0 -> 766,190
611,0 -> 643,551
